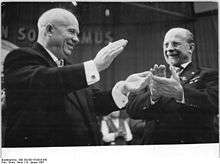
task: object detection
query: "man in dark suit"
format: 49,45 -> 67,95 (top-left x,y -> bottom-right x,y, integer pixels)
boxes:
3,8 -> 149,147
127,28 -> 218,144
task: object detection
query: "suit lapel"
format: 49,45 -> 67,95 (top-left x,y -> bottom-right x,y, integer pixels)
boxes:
179,63 -> 200,85
32,42 -> 58,67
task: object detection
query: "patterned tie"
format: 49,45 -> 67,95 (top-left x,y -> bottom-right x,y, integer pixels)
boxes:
175,66 -> 184,76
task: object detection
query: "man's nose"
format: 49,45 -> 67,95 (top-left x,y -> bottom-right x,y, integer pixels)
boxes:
167,43 -> 174,52
72,35 -> 79,44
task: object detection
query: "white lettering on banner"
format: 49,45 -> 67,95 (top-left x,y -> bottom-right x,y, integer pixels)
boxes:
94,31 -> 103,44
2,26 -> 114,45
2,26 -> 8,38
27,29 -> 36,42
105,31 -> 114,44
81,30 -> 113,44
81,31 -> 92,44
18,28 -> 36,42
17,27 -> 26,40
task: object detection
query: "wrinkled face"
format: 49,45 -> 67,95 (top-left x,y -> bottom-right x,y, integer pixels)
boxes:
49,15 -> 79,59
163,29 -> 193,67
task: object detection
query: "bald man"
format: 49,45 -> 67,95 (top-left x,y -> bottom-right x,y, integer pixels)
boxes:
127,28 -> 218,144
3,8 -> 149,147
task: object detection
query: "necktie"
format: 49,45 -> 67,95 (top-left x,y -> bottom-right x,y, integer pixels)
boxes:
175,66 -> 183,76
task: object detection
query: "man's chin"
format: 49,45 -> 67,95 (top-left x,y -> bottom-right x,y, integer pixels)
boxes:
169,61 -> 180,67
64,50 -> 74,56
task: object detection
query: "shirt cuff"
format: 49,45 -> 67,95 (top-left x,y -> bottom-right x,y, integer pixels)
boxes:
112,81 -> 129,109
176,90 -> 185,104
84,60 -> 100,85
150,96 -> 156,105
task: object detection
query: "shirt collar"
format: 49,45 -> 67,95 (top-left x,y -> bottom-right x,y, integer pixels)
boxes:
170,61 -> 192,72
44,47 -> 59,64
181,61 -> 191,69
38,42 -> 59,63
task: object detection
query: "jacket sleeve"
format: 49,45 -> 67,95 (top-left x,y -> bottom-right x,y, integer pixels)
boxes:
126,91 -> 163,120
4,49 -> 88,93
87,85 -> 120,116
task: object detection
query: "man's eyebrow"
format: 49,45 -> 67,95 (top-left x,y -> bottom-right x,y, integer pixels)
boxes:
68,28 -> 79,34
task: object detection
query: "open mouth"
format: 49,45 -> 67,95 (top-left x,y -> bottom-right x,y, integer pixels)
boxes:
66,42 -> 75,50
167,52 -> 179,58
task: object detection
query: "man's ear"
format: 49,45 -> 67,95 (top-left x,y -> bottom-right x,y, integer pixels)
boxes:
189,43 -> 195,54
45,24 -> 54,36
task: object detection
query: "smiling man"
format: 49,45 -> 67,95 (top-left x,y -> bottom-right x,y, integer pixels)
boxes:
127,27 -> 219,144
3,8 -> 150,147
163,28 -> 194,68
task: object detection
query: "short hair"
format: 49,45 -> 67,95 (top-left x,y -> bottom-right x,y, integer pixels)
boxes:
37,8 -> 75,32
166,27 -> 194,44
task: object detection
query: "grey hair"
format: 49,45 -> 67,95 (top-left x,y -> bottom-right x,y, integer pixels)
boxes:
166,27 -> 194,43
37,8 -> 75,33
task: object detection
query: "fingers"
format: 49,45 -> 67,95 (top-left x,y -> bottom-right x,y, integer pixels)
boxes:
110,46 -> 124,57
94,39 -> 128,72
158,65 -> 166,77
106,39 -> 127,60
150,64 -> 158,75
170,67 -> 180,82
137,71 -> 152,78
152,75 -> 165,83
107,39 -> 128,50
150,64 -> 166,77
153,64 -> 159,73
125,77 -> 148,93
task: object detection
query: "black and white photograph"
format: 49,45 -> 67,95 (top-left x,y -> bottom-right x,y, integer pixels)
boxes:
1,0 -> 219,162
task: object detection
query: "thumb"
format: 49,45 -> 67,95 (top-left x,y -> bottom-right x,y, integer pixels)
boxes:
170,67 -> 180,82
138,71 -> 152,78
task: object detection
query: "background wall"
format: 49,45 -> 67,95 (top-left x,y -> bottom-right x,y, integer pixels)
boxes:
1,2 -> 218,90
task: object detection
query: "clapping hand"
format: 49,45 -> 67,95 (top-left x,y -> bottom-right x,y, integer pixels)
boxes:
150,67 -> 184,101
94,39 -> 128,72
149,64 -> 166,100
150,64 -> 166,77
124,71 -> 152,94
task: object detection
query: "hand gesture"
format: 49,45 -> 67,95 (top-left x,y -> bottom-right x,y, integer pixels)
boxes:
150,64 -> 166,77
150,67 -> 183,101
125,71 -> 152,94
94,39 -> 128,72
149,64 -> 166,100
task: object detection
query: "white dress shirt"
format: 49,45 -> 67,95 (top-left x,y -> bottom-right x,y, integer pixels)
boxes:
101,118 -> 133,143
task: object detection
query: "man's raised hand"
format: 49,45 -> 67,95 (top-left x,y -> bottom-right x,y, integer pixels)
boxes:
94,39 -> 128,72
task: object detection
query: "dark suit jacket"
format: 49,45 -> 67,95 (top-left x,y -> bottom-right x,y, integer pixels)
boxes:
127,63 -> 218,144
3,42 -> 119,147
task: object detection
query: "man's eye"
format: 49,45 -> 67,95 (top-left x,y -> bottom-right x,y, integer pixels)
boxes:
164,43 -> 168,48
69,29 -> 76,35
173,42 -> 181,47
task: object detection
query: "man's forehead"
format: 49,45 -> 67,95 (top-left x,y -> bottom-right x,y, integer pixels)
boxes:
52,14 -> 79,33
164,29 -> 188,42
52,14 -> 78,26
